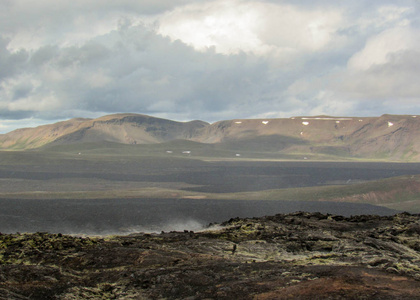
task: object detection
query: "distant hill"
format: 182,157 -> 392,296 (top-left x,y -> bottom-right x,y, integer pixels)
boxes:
1,113 -> 419,161
0,114 -> 208,150
197,114 -> 420,161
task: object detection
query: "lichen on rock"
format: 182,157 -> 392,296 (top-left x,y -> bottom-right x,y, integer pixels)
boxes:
1,212 -> 419,299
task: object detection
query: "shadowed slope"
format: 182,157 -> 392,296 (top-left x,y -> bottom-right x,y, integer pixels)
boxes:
195,115 -> 420,160
1,113 -> 419,161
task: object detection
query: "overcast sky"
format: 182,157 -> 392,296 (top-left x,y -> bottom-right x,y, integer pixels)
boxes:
1,0 -> 419,133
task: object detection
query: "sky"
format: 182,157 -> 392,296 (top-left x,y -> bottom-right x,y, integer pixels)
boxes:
1,0 -> 420,133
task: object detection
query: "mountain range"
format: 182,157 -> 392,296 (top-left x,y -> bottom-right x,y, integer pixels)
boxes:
1,113 -> 419,161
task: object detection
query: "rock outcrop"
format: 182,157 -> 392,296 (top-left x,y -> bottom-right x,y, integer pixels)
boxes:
1,212 -> 419,299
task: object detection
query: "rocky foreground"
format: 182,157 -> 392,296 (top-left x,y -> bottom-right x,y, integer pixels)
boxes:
1,212 -> 420,299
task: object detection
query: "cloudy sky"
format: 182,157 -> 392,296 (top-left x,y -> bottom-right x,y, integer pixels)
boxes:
1,0 -> 419,133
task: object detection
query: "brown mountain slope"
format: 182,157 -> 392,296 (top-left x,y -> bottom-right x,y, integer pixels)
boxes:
195,114 -> 420,160
0,113 -> 419,161
0,114 -> 208,150
51,113 -> 208,146
0,118 -> 90,150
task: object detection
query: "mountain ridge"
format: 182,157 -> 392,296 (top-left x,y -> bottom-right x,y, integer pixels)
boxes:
1,113 -> 419,161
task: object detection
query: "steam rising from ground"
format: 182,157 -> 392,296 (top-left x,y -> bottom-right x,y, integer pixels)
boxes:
117,219 -> 206,235
1,198 -> 399,237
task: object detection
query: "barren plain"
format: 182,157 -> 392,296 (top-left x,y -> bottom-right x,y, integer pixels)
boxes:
1,114 -> 420,299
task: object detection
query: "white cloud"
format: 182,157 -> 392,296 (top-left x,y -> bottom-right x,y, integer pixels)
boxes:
348,26 -> 417,71
330,21 -> 420,111
157,1 -> 266,55
308,90 -> 356,116
157,0 -> 343,57
374,5 -> 412,28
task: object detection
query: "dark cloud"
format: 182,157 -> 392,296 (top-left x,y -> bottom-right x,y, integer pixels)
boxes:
0,24 -> 279,123
0,0 -> 419,133
0,37 -> 28,79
